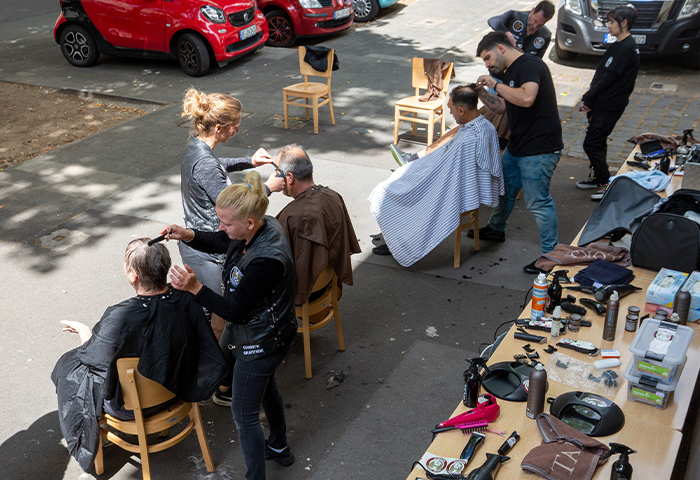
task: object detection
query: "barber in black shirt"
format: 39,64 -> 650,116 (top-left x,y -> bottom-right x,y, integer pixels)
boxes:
488,1 -> 555,59
472,31 -> 563,275
577,6 -> 640,197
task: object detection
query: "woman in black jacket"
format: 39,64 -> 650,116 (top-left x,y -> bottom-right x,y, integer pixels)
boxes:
165,171 -> 297,480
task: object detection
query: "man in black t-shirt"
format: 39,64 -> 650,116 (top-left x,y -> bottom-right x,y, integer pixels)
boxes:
577,6 -> 640,199
488,1 -> 555,59
471,31 -> 563,274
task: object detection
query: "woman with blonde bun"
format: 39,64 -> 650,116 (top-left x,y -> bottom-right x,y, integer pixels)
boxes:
180,88 -> 284,335
164,171 -> 297,479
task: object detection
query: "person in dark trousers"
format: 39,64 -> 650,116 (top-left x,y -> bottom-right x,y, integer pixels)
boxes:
487,1 -> 555,59
576,6 -> 640,200
472,31 -> 564,274
165,171 -> 298,480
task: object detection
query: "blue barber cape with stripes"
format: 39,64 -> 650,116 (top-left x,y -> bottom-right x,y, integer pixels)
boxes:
369,115 -> 503,267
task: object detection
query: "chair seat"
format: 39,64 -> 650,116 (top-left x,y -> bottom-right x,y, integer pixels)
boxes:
102,399 -> 190,436
395,95 -> 444,110
283,82 -> 329,95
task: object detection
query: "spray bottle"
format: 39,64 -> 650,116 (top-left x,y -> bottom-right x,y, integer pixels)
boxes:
465,453 -> 509,480
673,285 -> 691,325
603,290 -> 619,342
463,357 -> 490,408
546,273 -> 562,314
531,273 -> 548,320
601,443 -> 636,480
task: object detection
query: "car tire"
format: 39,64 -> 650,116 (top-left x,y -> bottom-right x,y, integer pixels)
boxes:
177,33 -> 210,77
686,53 -> 700,70
353,0 -> 379,22
59,25 -> 100,67
265,10 -> 296,48
555,42 -> 577,60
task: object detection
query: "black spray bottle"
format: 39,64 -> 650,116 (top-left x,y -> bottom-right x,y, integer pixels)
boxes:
601,443 -> 636,480
546,274 -> 562,314
463,357 -> 489,408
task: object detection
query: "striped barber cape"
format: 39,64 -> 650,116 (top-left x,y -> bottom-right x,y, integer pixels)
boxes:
368,115 -> 504,267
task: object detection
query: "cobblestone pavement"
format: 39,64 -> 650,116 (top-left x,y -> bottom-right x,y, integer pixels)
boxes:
559,91 -> 700,166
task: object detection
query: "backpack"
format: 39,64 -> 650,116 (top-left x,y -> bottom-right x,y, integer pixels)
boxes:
630,189 -> 700,272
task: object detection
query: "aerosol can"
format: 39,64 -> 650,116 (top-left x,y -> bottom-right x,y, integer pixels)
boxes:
531,273 -> 548,320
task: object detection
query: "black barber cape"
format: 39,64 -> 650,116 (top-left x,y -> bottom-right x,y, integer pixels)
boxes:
303,45 -> 339,72
51,287 -> 229,472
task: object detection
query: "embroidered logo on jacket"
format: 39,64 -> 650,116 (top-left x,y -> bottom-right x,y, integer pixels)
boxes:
606,56 -> 614,68
534,37 -> 545,49
512,20 -> 524,32
228,266 -> 243,292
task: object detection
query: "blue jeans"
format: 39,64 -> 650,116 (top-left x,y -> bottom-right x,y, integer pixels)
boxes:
231,349 -> 289,480
488,148 -> 560,254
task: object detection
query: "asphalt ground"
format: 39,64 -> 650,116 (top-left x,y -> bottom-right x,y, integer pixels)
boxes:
1,1 -> 699,479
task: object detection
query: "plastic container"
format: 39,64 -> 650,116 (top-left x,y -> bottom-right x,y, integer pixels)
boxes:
628,319 -> 694,385
623,357 -> 686,409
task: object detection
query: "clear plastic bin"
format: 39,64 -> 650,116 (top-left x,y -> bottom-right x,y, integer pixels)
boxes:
628,319 -> 694,385
623,357 -> 686,409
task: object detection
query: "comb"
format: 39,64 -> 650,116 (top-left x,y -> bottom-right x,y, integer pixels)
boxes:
431,419 -> 488,435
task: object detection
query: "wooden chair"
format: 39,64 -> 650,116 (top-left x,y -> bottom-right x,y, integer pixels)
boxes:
296,265 -> 345,379
95,358 -> 214,480
453,209 -> 479,269
283,46 -> 335,134
394,58 -> 454,145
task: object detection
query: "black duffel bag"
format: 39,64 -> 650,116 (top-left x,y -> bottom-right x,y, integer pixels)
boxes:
630,189 -> 700,272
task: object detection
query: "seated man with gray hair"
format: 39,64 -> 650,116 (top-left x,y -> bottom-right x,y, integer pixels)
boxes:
369,85 -> 504,267
274,145 -> 361,306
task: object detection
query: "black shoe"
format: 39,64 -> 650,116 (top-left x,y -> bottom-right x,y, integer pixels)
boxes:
265,440 -> 295,466
576,176 -> 601,189
372,244 -> 392,256
212,388 -> 232,406
370,233 -> 385,246
467,225 -> 505,242
523,260 -> 547,275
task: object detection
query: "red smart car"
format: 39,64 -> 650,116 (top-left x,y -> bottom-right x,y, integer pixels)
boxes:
259,0 -> 354,47
54,0 -> 269,76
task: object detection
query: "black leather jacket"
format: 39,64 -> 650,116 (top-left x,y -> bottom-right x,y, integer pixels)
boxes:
223,217 -> 297,360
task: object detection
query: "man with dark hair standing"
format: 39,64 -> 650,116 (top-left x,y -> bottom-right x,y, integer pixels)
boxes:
488,1 -> 556,59
577,6 -> 640,200
274,145 -> 361,306
472,31 -> 563,274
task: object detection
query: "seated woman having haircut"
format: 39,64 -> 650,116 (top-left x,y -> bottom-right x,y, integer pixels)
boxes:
52,238 -> 229,472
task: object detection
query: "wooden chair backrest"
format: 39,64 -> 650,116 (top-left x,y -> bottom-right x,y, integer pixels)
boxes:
298,46 -> 334,80
116,357 -> 176,411
411,58 -> 454,95
310,265 -> 334,295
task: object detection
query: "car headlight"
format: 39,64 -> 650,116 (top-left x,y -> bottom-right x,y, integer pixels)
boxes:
299,0 -> 323,8
564,0 -> 583,16
201,5 -> 227,23
678,0 -> 700,19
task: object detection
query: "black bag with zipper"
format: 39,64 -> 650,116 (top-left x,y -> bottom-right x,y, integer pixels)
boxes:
630,189 -> 700,272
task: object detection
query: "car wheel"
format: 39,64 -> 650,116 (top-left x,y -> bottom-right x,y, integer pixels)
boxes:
555,42 -> 577,61
353,0 -> 379,22
59,25 -> 100,67
686,53 -> 700,70
265,10 -> 296,48
177,33 -> 210,77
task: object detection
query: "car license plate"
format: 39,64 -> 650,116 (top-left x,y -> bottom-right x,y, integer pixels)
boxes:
604,33 -> 646,45
334,7 -> 351,19
240,25 -> 256,41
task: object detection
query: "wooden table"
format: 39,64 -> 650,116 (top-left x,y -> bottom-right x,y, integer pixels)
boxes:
406,154 -> 697,480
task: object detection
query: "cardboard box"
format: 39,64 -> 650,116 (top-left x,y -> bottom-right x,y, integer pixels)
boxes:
682,271 -> 700,323
646,268 -> 688,308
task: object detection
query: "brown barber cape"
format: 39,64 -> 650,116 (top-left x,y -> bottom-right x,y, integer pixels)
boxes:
420,58 -> 455,102
277,185 -> 361,305
522,414 -> 610,480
